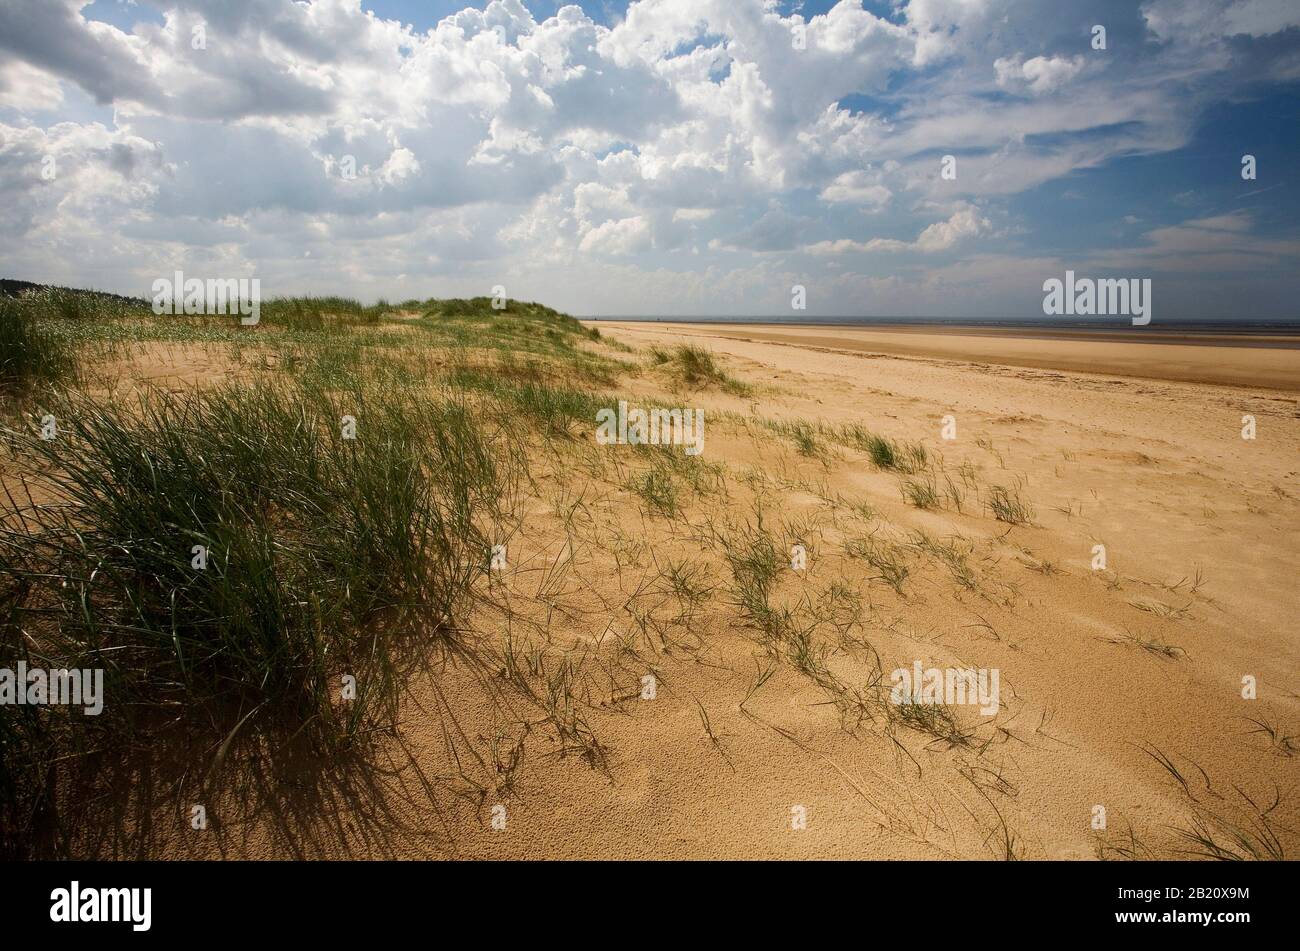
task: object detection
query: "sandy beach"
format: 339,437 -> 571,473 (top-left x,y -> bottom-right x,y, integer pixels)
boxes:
64,316 -> 1289,860
600,322 -> 1300,390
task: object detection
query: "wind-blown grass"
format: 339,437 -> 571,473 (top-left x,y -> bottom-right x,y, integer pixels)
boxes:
0,296 -> 77,392
258,295 -> 385,330
627,464 -> 680,517
833,426 -> 929,474
0,375 -> 511,855
987,484 -> 1034,524
868,436 -> 927,473
767,418 -> 825,458
447,361 -> 610,437
650,344 -> 750,395
901,473 -> 940,509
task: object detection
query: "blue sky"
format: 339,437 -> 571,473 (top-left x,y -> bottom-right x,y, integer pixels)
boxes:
2,0 -> 1299,318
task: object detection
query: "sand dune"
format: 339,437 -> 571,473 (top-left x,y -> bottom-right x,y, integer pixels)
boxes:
11,315 -> 1293,861
86,320 -> 1291,861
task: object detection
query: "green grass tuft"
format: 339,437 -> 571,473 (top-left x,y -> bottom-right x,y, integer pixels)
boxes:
0,376 -> 511,854
0,297 -> 78,392
987,484 -> 1034,524
650,344 -> 750,395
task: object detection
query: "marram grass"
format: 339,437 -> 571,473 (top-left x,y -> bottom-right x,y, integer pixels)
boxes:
0,373 -> 514,855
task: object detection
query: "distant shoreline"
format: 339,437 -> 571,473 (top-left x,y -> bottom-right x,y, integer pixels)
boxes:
588,320 -> 1300,349
583,316 -> 1300,340
592,320 -> 1300,389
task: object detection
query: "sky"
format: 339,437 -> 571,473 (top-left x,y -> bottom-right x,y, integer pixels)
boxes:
0,0 -> 1298,318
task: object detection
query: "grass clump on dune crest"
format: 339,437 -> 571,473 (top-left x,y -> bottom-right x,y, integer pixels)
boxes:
650,344 -> 751,395
17,286 -> 150,323
425,298 -> 600,345
257,295 -> 384,330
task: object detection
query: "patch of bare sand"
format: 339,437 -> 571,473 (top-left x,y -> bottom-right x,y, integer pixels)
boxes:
93,340 -> 259,395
